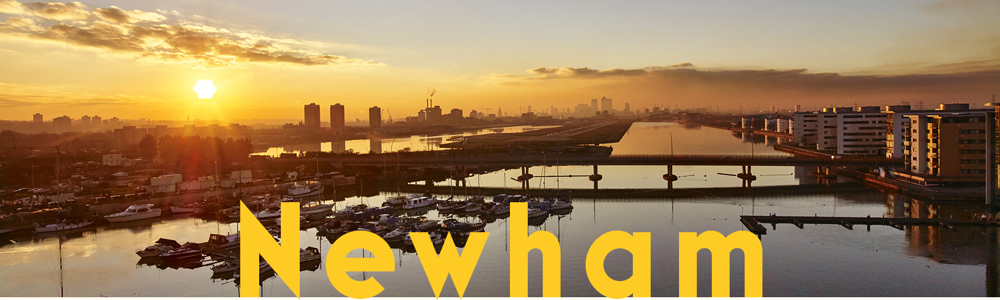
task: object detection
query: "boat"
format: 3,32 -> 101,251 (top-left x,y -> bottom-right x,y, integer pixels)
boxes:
403,230 -> 446,246
203,233 -> 240,255
403,196 -> 437,210
300,246 -> 322,263
34,220 -> 94,233
382,226 -> 416,243
170,203 -> 197,214
414,218 -> 440,230
287,183 -> 323,199
354,206 -> 393,221
333,204 -> 368,219
440,219 -> 486,233
357,222 -> 390,235
317,220 -> 358,235
159,242 -> 203,260
463,202 -> 482,213
549,198 -> 573,210
105,204 -> 161,223
212,258 -> 240,274
527,208 -> 549,219
485,203 -> 510,215
136,238 -> 182,258
252,207 -> 282,221
385,195 -> 413,206
300,202 -> 334,216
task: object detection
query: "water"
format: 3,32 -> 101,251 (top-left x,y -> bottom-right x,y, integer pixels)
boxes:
0,122 -> 992,296
252,125 -> 557,156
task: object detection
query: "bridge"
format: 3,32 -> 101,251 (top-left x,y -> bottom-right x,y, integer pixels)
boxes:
303,154 -> 903,168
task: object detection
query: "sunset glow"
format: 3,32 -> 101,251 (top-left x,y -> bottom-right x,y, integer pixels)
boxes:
192,79 -> 218,100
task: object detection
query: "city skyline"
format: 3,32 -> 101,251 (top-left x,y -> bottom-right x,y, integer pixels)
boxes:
0,0 -> 998,121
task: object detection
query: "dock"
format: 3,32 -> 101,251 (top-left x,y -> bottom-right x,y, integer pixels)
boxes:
739,215 -> 1000,235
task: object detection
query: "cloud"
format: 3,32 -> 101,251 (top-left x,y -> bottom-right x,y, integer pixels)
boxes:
0,0 -> 378,68
495,65 -> 1000,109
0,0 -> 89,21
93,6 -> 165,24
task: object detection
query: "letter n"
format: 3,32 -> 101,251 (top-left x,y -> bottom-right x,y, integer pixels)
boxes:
510,202 -> 561,297
678,231 -> 762,297
240,201 -> 300,297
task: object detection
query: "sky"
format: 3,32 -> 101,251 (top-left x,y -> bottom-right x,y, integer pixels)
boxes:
0,0 -> 998,122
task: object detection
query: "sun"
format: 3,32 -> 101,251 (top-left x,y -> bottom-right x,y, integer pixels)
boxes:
192,79 -> 218,99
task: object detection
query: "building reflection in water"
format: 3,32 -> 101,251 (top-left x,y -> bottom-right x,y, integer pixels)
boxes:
370,137 -> 382,154
885,195 -> 1000,296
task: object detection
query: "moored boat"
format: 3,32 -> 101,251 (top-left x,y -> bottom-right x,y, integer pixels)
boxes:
34,220 -> 94,233
136,238 -> 182,258
105,204 -> 161,223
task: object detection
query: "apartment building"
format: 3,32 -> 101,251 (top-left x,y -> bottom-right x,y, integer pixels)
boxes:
892,104 -> 995,186
792,106 -> 886,155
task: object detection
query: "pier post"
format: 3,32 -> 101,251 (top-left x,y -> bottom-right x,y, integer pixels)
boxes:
593,165 -> 599,190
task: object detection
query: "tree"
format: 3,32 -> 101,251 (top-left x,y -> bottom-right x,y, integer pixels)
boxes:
138,135 -> 157,161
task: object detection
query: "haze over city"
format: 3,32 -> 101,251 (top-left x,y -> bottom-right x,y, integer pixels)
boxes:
1,0 -> 998,122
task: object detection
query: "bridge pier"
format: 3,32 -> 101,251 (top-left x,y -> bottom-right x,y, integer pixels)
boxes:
663,165 -> 678,190
589,165 -> 602,190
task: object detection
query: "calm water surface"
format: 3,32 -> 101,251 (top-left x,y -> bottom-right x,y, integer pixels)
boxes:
0,122 -> 991,297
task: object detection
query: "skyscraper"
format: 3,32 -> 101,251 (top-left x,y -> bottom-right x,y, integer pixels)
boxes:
591,99 -> 598,111
92,115 -> 101,126
33,113 -> 42,123
330,103 -> 345,132
304,103 -> 321,128
80,115 -> 91,127
369,106 -> 381,129
601,96 -> 612,112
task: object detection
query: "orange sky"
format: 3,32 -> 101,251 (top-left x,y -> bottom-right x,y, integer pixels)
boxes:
0,0 -> 998,122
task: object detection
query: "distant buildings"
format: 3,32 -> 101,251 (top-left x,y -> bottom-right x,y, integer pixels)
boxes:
304,103 -> 321,128
330,103 -> 345,132
80,115 -> 91,127
591,99 -> 598,112
92,115 -> 101,126
601,96 -> 612,112
52,115 -> 71,132
369,106 -> 381,129
33,113 -> 42,123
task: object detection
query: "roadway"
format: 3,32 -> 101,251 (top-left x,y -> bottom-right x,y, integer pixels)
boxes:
297,154 -> 904,167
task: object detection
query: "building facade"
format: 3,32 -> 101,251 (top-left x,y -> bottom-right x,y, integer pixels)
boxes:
369,106 -> 381,129
792,106 -> 886,155
304,103 -> 321,128
330,103 -> 345,132
895,107 -> 995,186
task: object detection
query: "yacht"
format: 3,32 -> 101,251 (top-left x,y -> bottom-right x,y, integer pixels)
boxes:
105,204 -> 161,223
300,202 -> 334,216
287,183 -> 323,199
403,196 -> 437,210
403,230 -> 446,247
34,220 -> 94,233
136,238 -> 182,258
170,203 -> 197,214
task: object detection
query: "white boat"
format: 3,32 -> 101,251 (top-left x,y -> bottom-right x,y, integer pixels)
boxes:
34,220 -> 94,233
300,203 -> 334,216
254,208 -> 282,220
385,195 -> 411,206
402,196 -> 437,210
550,199 -> 573,210
287,183 -> 323,199
105,204 -> 161,223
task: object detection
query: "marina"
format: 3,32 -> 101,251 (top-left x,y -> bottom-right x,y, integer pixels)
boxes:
1,122 -> 996,297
